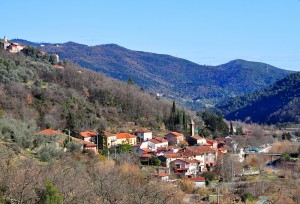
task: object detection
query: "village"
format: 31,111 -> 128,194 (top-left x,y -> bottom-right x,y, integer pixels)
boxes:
1,36 -> 300,203
34,118 -> 299,185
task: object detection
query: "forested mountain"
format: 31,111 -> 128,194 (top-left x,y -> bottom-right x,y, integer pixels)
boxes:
0,48 -> 175,132
217,72 -> 300,124
12,39 -> 293,109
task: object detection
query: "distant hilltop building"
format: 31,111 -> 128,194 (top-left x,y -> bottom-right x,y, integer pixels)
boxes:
0,36 -> 26,53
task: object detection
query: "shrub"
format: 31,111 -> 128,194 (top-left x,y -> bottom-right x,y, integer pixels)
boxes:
241,192 -> 254,202
38,144 -> 61,162
201,171 -> 217,181
36,179 -> 63,204
66,142 -> 82,152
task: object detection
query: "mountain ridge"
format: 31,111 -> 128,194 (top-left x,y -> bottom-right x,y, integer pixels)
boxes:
216,71 -> 300,124
12,39 -> 294,109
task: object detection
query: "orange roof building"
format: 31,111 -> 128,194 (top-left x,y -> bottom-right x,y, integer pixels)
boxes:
165,132 -> 184,145
115,133 -> 137,145
35,129 -> 60,135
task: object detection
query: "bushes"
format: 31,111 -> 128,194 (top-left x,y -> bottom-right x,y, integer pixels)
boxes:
241,192 -> 255,202
37,144 -> 62,162
66,141 -> 82,152
0,116 -> 37,148
201,171 -> 217,182
36,180 -> 63,204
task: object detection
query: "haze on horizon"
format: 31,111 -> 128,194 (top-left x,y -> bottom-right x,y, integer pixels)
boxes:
1,0 -> 300,71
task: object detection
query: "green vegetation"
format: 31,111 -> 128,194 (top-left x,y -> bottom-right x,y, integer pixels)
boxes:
217,72 -> 300,125
12,40 -> 292,109
241,193 -> 255,202
198,110 -> 229,138
149,156 -> 161,166
36,180 -> 63,204
117,143 -> 133,153
0,49 -> 175,132
165,101 -> 190,133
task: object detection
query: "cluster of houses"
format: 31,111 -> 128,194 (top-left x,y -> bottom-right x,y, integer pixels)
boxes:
0,36 -> 26,53
34,120 -> 236,185
1,37 -> 63,68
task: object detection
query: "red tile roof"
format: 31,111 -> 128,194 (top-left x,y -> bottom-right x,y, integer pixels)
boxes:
155,173 -> 169,177
164,153 -> 180,158
174,158 -> 198,164
71,137 -> 97,147
191,136 -> 204,140
141,148 -> 152,153
185,177 -> 205,182
149,137 -> 168,144
185,146 -> 215,155
176,168 -> 189,171
79,131 -> 97,138
116,133 -> 136,139
135,129 -> 151,133
206,140 -> 214,146
35,129 -> 60,135
169,132 -> 183,137
156,147 -> 168,151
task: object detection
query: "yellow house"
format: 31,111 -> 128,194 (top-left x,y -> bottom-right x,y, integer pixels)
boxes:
102,132 -> 117,148
115,133 -> 137,145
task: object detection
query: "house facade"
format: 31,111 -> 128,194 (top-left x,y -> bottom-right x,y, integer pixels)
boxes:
134,129 -> 153,142
183,146 -> 217,171
102,132 -> 117,148
115,133 -> 137,145
184,177 -> 206,187
170,158 -> 198,177
148,137 -> 168,150
79,131 -> 97,143
165,132 -> 184,145
70,137 -> 98,154
188,136 -> 206,146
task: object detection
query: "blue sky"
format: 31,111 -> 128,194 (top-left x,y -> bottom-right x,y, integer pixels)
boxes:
1,0 -> 300,71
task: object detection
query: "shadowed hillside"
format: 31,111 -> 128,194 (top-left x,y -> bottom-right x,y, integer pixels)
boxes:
217,72 -> 300,124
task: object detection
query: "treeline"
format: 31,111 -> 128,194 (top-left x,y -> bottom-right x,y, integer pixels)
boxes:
0,49 -> 173,131
217,72 -> 300,125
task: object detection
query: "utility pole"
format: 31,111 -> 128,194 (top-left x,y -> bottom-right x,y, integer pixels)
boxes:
217,185 -> 220,204
96,132 -> 99,152
232,160 -> 234,181
68,129 -> 70,143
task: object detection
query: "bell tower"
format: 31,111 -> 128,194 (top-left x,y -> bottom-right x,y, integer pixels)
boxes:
189,119 -> 195,136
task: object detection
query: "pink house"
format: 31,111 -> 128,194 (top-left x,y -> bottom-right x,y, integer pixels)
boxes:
79,131 -> 97,143
183,146 -> 217,171
165,132 -> 184,145
70,137 -> 98,154
170,158 -> 198,177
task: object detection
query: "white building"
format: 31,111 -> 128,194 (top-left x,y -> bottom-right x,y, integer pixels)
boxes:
135,129 -> 153,142
148,137 -> 168,150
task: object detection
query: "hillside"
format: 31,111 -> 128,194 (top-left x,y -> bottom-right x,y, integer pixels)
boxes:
216,72 -> 300,124
0,48 -> 173,132
12,39 -> 293,109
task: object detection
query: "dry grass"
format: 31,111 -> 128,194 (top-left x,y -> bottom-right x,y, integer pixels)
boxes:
270,141 -> 299,153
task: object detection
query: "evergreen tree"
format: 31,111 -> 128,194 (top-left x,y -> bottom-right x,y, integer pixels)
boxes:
229,121 -> 234,135
127,77 -> 135,85
37,180 -> 63,204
